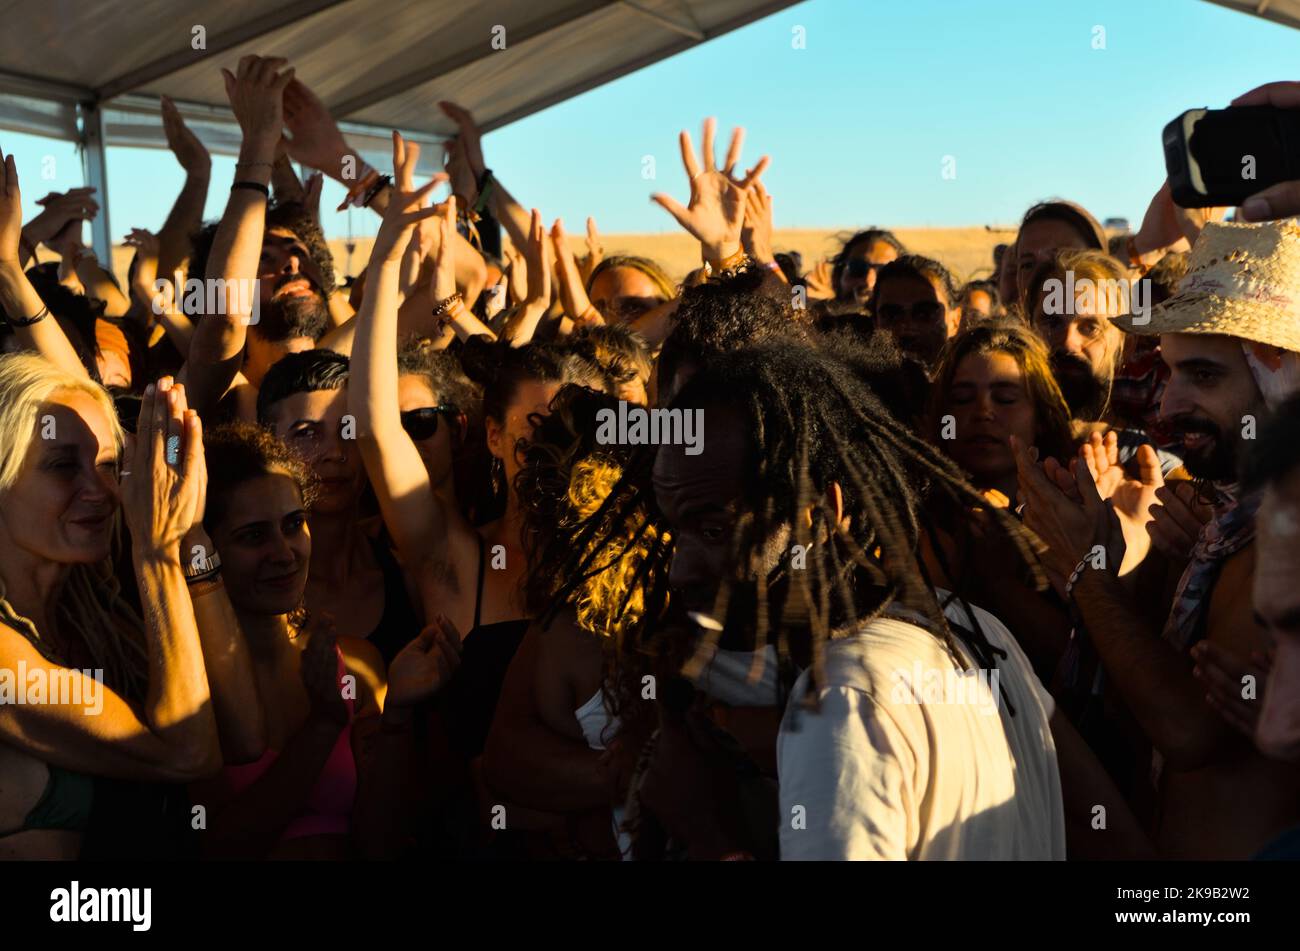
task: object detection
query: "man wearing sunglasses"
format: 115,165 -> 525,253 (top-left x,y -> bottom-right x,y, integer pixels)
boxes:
870,255 -> 963,371
835,229 -> 903,304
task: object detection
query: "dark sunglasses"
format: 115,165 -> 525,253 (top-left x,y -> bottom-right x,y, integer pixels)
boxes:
876,301 -> 945,324
400,404 -> 459,441
845,260 -> 885,279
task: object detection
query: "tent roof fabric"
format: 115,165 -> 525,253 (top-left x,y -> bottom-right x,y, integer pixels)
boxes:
0,0 -> 800,171
1203,0 -> 1300,33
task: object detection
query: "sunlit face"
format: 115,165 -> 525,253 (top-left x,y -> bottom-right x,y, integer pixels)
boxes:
208,472 -> 311,617
0,389 -> 120,565
1016,217 -> 1093,296
1158,333 -> 1264,481
943,351 -> 1038,486
961,288 -> 993,330
486,379 -> 563,493
1031,279 -> 1124,420
839,239 -> 899,301
589,267 -> 666,326
874,272 -> 961,368
94,319 -> 132,391
258,227 -> 328,310
398,373 -> 459,490
266,388 -> 366,515
1255,471 -> 1300,761
1031,283 -> 1123,376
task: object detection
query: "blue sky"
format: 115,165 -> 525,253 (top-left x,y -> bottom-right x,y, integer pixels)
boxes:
5,0 -> 1300,245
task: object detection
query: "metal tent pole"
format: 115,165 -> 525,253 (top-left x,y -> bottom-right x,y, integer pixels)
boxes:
78,102 -> 112,262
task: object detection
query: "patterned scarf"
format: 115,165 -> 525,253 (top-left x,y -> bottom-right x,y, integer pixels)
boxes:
1160,483 -> 1262,653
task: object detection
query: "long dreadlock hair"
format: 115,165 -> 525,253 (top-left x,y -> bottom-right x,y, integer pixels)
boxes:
517,384 -> 673,749
549,341 -> 1045,714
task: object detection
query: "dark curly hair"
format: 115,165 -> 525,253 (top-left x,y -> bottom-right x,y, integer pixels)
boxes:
656,268 -> 813,402
202,421 -> 318,535
868,254 -> 961,315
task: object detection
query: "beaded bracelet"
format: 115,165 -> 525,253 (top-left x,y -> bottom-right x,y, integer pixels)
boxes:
432,292 -> 465,318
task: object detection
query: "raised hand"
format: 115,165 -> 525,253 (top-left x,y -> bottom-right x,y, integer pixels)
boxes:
431,196 -> 459,302
220,55 -> 295,152
24,187 -> 99,252
651,118 -> 769,265
437,101 -> 487,179
371,132 -> 446,266
551,217 -> 601,325
47,216 -> 84,261
161,95 -> 211,178
387,615 -> 463,709
522,208 -> 551,308
741,180 -> 775,264
803,258 -> 835,301
1013,434 -> 1097,585
1147,479 -> 1212,562
0,150 -> 25,266
442,135 -> 478,206
504,245 -> 528,305
282,78 -> 352,178
120,378 -> 207,559
124,228 -> 166,311
299,612 -> 349,727
1079,431 -> 1124,498
578,216 -> 603,284
301,170 -> 324,223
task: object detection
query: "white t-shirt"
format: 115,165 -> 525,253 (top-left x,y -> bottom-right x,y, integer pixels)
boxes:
777,594 -> 1065,860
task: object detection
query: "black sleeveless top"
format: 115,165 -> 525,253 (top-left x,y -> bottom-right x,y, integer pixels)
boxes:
366,535 -> 423,665
439,535 -> 529,761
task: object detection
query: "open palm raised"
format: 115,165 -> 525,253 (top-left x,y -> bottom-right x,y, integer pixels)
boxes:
651,118 -> 769,266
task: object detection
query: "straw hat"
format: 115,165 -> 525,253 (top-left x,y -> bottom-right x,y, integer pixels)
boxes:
1112,219 -> 1300,352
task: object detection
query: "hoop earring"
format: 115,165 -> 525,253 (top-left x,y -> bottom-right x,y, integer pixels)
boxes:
491,456 -> 505,496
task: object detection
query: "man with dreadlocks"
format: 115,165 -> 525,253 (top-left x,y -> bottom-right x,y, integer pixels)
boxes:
594,340 -> 1145,860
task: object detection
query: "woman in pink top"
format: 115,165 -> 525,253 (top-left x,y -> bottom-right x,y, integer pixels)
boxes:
188,423 -> 458,859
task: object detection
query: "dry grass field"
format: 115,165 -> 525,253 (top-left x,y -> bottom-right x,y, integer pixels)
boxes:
100,226 -> 1016,290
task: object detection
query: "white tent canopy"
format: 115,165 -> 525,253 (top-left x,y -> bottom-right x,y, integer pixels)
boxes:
1204,0 -> 1300,32
0,0 -> 800,255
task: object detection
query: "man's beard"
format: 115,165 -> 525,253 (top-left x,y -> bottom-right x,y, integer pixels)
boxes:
256,278 -> 330,343
1171,413 -> 1238,482
1051,351 -> 1110,421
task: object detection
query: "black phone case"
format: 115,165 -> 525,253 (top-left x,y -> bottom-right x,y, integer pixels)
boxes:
1164,106 -> 1300,208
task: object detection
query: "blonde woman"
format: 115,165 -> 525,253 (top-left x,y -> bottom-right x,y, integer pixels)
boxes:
0,355 -> 221,859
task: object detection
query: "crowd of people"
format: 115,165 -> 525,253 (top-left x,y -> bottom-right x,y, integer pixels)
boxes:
1,55 -> 1299,861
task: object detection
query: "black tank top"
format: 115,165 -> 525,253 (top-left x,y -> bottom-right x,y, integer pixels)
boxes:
439,535 -> 529,761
